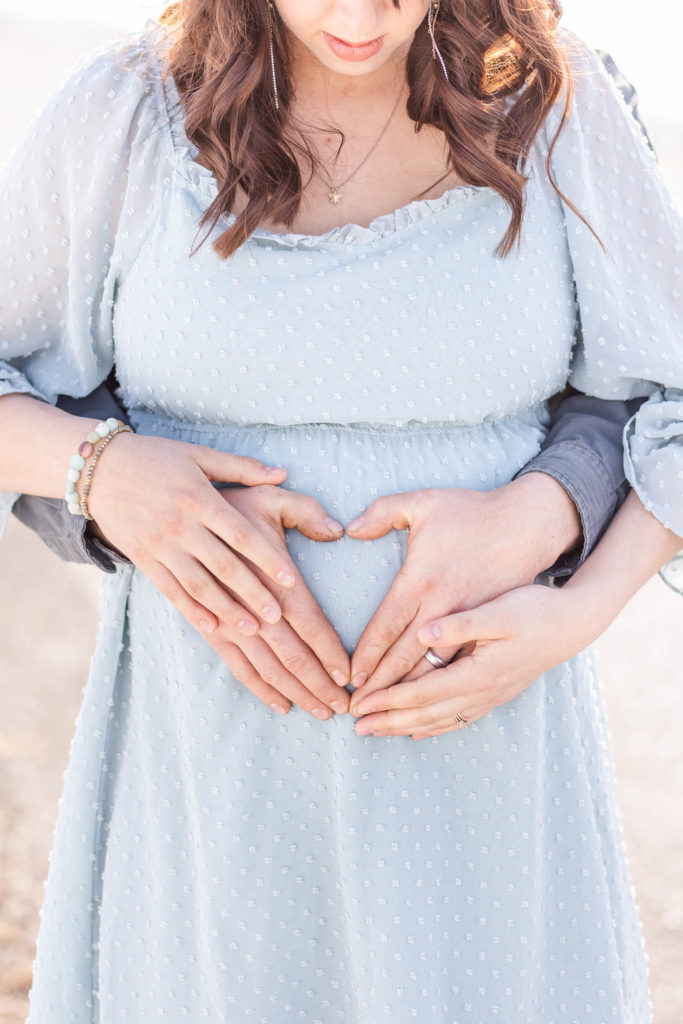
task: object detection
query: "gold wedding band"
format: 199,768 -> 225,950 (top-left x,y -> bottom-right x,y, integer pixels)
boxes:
452,711 -> 469,729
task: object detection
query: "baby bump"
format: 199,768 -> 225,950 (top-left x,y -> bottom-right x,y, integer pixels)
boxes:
129,411 -> 549,649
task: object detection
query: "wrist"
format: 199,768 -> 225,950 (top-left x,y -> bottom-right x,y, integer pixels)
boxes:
501,472 -> 583,570
0,395 -> 103,499
73,422 -> 133,519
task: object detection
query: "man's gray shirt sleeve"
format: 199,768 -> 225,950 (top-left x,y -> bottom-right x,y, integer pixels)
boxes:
11,383 -> 131,573
516,395 -> 643,584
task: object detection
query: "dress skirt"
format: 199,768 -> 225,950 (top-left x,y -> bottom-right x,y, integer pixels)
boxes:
26,410 -> 649,1024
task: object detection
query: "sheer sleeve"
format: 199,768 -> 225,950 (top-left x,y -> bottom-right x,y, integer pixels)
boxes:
0,31 -> 168,537
542,33 -> 683,574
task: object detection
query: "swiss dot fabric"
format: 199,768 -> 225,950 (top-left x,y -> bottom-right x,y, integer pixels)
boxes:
0,20 -> 681,1024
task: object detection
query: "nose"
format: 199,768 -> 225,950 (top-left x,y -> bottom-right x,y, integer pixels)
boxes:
333,0 -> 384,41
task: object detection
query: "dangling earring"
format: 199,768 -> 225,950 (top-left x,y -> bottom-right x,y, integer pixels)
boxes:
267,1 -> 280,111
428,0 -> 449,82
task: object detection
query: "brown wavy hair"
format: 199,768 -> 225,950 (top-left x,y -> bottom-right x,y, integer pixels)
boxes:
154,0 -> 583,259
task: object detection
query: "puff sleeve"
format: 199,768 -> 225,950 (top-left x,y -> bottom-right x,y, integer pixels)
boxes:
543,35 -> 683,548
0,33 -> 167,537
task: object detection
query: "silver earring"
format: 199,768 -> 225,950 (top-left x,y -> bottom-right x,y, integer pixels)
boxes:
267,2 -> 280,111
428,0 -> 449,82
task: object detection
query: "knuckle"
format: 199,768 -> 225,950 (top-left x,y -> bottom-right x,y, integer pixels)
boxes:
234,666 -> 260,691
260,666 -> 285,689
227,522 -> 251,553
390,652 -> 415,677
280,648 -> 310,677
211,633 -> 241,658
212,555 -> 236,581
288,614 -> 318,643
371,622 -> 398,648
176,486 -> 202,517
297,494 -> 319,516
234,483 -> 268,511
211,626 -> 236,647
185,576 -> 208,601
163,513 -> 185,540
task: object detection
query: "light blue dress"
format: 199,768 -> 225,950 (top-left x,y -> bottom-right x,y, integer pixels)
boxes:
1,22 -> 682,1024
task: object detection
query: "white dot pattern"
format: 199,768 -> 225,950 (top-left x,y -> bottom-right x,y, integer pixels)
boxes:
0,21 -> 680,1024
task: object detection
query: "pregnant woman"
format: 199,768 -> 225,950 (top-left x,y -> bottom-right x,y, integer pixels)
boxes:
1,1 -> 681,1021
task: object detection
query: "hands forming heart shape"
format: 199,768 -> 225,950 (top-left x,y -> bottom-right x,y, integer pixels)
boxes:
86,433 -> 583,738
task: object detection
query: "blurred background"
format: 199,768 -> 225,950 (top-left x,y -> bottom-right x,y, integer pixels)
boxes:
0,2 -> 681,1023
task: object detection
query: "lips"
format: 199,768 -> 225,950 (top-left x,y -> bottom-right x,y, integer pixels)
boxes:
323,31 -> 385,62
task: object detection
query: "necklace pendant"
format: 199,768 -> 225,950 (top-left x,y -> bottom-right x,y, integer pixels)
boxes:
328,186 -> 343,205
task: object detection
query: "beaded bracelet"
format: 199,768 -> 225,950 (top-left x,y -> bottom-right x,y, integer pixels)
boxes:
80,426 -> 134,521
65,418 -> 133,517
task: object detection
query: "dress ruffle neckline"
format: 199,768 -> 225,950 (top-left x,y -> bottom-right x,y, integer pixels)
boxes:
144,19 -> 489,249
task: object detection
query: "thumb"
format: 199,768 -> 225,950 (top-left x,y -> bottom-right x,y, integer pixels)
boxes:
417,599 -> 507,649
278,492 -> 345,542
346,493 -> 412,539
192,446 -> 288,486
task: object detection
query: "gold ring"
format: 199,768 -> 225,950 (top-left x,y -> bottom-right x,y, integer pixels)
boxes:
452,711 -> 469,729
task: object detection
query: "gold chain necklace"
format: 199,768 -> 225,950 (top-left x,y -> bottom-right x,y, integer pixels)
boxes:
325,84 -> 406,205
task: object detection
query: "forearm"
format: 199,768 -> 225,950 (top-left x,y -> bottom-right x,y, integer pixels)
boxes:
516,395 -> 643,582
563,492 -> 683,634
10,382 -> 131,570
501,470 -> 582,572
0,393 -> 101,498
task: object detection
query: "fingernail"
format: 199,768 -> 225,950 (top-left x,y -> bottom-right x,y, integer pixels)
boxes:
347,515 -> 365,531
276,570 -> 296,587
325,517 -> 344,533
270,702 -> 289,715
355,722 -> 373,735
331,701 -> 348,715
261,605 -> 281,624
351,672 -> 368,689
311,707 -> 332,720
266,465 -> 286,475
418,623 -> 441,642
238,618 -> 258,637
353,701 -> 374,716
332,669 -> 349,687
199,618 -> 216,633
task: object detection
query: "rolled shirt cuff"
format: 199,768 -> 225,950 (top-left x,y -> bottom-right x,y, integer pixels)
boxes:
516,440 -> 619,585
11,493 -> 130,574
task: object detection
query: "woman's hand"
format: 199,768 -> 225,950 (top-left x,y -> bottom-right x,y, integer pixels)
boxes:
346,474 -> 582,710
203,484 -> 352,718
87,432 -> 304,632
88,437 -> 351,718
351,582 -> 599,738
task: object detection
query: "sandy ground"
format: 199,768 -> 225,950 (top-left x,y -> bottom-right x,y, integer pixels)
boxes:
0,16 -> 682,1024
